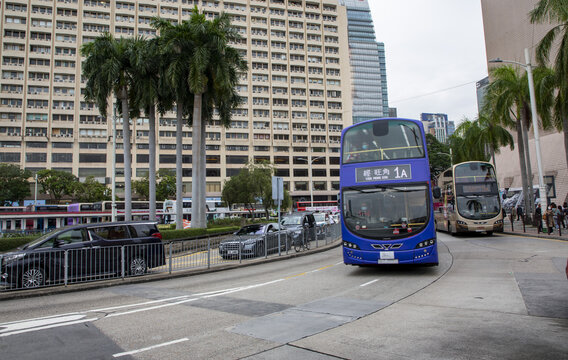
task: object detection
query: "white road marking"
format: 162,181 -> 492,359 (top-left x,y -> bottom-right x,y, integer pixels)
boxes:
0,264 -> 338,337
360,279 -> 379,287
113,338 -> 189,358
0,317 -> 98,337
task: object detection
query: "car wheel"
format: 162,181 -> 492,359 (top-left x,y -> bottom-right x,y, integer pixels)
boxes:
129,256 -> 147,276
21,267 -> 45,289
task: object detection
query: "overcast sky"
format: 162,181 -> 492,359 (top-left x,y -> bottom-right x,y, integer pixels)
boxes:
368,0 -> 488,124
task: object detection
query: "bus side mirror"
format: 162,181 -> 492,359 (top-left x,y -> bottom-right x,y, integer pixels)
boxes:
432,187 -> 441,199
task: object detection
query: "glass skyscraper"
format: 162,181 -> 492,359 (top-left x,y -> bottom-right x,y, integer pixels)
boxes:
340,0 -> 389,123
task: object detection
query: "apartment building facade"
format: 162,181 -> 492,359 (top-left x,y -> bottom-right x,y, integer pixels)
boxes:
0,0 -> 355,204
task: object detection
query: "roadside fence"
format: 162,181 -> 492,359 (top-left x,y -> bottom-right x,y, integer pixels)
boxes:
1,224 -> 341,292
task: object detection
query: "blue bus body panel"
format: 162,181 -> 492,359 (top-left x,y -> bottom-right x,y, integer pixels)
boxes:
339,118 -> 438,266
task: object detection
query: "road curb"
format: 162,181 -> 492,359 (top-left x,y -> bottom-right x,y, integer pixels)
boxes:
501,230 -> 568,241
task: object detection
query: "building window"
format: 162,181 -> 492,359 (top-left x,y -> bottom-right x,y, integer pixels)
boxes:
52,153 -> 72,163
79,153 -> 106,163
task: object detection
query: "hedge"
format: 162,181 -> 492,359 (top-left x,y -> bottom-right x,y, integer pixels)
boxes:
0,236 -> 38,252
160,226 -> 239,241
0,225 -> 242,252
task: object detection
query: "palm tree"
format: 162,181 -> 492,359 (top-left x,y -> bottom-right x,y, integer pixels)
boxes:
185,9 -> 247,229
452,118 -> 488,162
477,112 -> 515,168
129,37 -> 174,221
81,34 -> 138,221
154,8 -> 246,229
485,65 -> 554,216
530,1 -> 568,167
152,18 -> 195,230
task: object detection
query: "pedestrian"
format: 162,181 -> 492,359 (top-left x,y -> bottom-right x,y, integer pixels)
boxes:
534,204 -> 542,232
552,203 -> 561,230
544,205 -> 554,234
516,204 -> 523,221
563,202 -> 568,228
558,205 -> 566,229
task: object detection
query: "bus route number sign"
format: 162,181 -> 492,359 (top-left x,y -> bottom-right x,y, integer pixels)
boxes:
356,164 -> 412,182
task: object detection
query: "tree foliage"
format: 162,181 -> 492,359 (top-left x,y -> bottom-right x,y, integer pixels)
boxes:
530,0 -> 568,168
426,134 -> 452,181
0,164 -> 31,205
73,176 -> 112,203
36,169 -> 77,202
221,162 -> 291,218
133,169 -> 176,202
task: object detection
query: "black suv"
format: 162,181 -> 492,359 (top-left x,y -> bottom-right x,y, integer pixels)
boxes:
0,221 -> 165,290
280,212 -> 317,244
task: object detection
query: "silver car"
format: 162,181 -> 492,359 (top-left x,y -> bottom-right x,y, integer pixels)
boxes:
218,223 -> 288,259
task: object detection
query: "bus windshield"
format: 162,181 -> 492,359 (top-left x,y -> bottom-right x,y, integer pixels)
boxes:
454,162 -> 501,220
342,119 -> 425,164
342,183 -> 429,239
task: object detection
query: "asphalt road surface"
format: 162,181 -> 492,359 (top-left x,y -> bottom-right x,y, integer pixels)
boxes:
0,232 -> 566,359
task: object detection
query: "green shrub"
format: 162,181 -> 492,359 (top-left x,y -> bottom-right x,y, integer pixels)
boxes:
0,236 -> 38,252
159,226 -> 239,241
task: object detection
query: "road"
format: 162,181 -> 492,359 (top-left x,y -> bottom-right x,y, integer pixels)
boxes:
0,232 -> 566,359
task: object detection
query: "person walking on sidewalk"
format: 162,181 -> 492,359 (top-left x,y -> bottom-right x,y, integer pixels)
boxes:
552,203 -> 561,231
544,205 -> 555,234
516,205 -> 523,221
535,204 -> 542,232
558,205 -> 566,229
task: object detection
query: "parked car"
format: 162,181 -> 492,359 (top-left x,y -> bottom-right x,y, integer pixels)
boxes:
313,212 -> 329,239
218,223 -> 288,259
280,212 -> 317,245
0,221 -> 165,290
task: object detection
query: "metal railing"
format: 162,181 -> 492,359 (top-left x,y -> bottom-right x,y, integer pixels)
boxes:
1,224 -> 341,291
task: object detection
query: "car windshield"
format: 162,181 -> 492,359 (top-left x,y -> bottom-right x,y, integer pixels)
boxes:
20,226 -> 76,250
314,213 -> 326,222
236,224 -> 264,235
281,216 -> 302,226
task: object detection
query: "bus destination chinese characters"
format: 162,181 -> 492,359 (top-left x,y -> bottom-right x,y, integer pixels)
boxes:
356,164 -> 412,183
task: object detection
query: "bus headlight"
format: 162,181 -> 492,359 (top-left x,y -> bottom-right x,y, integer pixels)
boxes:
415,238 -> 436,249
456,220 -> 467,225
343,241 -> 360,250
494,219 -> 503,225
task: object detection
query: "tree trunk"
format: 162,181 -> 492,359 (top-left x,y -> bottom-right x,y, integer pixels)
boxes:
175,103 -> 184,230
120,89 -> 132,221
191,93 -> 207,229
517,119 -> 530,216
148,104 -> 156,221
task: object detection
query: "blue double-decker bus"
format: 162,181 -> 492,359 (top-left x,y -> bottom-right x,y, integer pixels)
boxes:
340,118 -> 438,266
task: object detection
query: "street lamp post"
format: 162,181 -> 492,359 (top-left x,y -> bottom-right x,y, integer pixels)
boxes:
111,103 -> 117,222
489,48 -> 547,227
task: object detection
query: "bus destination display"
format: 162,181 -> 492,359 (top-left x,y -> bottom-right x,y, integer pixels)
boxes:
356,164 -> 412,183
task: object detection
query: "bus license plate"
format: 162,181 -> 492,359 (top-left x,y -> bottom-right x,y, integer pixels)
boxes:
380,251 -> 395,260
378,259 -> 399,264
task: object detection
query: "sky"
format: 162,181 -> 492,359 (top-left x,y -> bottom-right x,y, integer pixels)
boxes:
368,0 -> 488,124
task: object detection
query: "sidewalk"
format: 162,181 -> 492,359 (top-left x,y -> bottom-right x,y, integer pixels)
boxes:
502,216 -> 568,241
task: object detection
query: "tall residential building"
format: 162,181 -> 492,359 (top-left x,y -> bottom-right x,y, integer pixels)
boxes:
481,0 -> 568,204
420,113 -> 451,143
340,0 -> 388,124
0,0 -> 354,204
